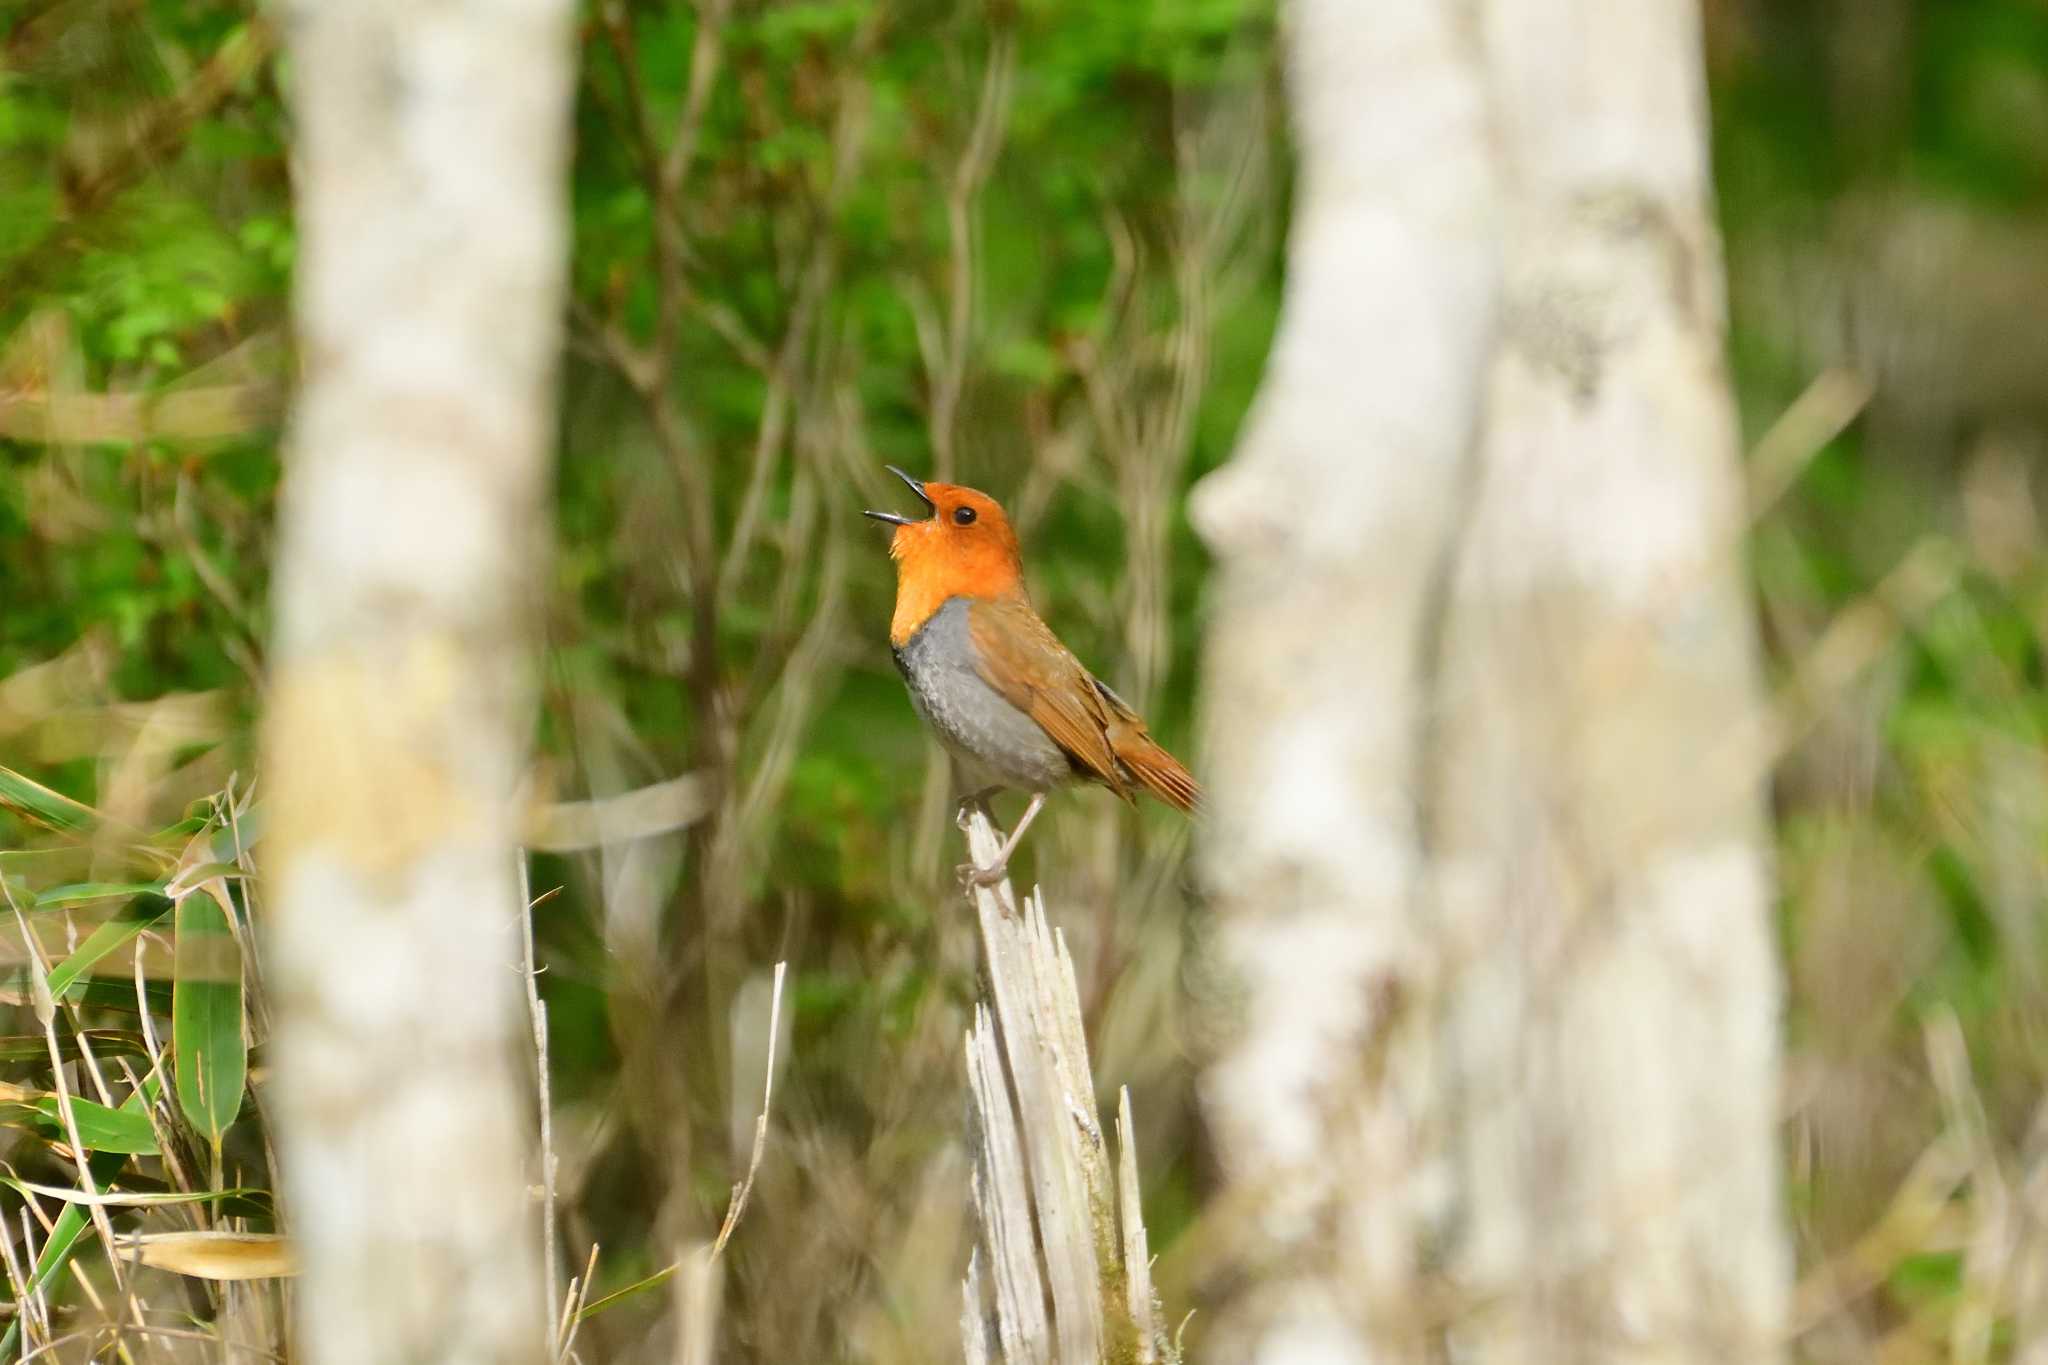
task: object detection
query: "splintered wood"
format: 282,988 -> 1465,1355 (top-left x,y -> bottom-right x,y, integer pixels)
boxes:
958,807 -> 1173,1364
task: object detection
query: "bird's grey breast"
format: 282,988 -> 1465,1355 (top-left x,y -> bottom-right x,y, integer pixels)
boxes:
893,597 -> 1073,789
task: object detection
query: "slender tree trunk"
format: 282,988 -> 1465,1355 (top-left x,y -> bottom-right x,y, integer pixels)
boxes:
1193,1 -> 1789,1360
1189,0 -> 1498,1356
262,1 -> 577,1359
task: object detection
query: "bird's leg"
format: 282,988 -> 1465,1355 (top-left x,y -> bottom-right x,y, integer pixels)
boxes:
959,791 -> 1046,889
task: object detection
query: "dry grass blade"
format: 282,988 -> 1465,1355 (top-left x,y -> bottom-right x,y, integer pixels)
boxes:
1747,367 -> 1873,520
0,1175 -> 260,1209
555,1240 -> 599,1362
117,1231 -> 296,1280
522,773 -> 714,851
1793,1133 -> 1974,1333
0,383 -> 283,445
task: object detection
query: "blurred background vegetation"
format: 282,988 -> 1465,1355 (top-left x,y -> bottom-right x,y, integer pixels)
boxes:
2,0 -> 2048,1359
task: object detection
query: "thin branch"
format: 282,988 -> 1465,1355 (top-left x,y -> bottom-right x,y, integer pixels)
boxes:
715,35 -> 874,609
928,31 -> 1015,480
660,0 -> 732,196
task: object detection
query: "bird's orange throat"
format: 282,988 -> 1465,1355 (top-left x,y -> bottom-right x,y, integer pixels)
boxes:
887,522 -> 1026,646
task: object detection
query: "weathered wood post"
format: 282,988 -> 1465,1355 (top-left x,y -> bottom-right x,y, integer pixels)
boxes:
957,807 -> 1175,1364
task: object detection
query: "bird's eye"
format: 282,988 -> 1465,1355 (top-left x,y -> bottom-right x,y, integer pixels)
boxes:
953,506 -> 977,526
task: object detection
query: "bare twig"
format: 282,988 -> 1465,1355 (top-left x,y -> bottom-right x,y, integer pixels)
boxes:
519,857 -> 562,1346
555,1240 -> 599,1363
927,31 -> 1015,480
710,960 -> 786,1261
3,885 -> 132,1317
0,1204 -> 35,1346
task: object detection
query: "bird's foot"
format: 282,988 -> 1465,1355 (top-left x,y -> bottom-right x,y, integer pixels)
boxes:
956,859 -> 1009,890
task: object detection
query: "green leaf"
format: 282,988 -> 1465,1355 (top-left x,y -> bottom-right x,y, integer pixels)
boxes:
0,765 -> 101,834
577,1260 -> 683,1323
203,804 -> 265,864
34,881 -> 168,909
10,1095 -> 160,1155
44,894 -> 174,1000
65,979 -> 174,1014
173,890 -> 246,1145
0,1031 -> 150,1064
165,863 -> 242,894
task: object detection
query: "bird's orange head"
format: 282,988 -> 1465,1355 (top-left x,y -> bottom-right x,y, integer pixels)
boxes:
864,466 -> 1025,644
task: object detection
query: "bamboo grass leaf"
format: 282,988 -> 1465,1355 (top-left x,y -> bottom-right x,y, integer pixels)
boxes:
0,765 -> 102,834
5,1095 -> 161,1154
33,882 -> 168,909
0,1172 -> 266,1208
43,894 -> 174,1000
0,1031 -> 150,1063
172,889 -> 246,1144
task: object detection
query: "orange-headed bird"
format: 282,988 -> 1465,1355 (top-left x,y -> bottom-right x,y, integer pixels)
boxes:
865,466 -> 1198,885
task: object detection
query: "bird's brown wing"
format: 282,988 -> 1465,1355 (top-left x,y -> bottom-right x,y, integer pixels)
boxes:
1091,679 -> 1201,815
966,596 -> 1200,814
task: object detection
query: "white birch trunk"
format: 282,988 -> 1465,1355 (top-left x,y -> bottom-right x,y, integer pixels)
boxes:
262,1 -> 576,1360
1437,5 -> 1788,1358
1188,0 -> 1497,1357
1193,1 -> 1789,1360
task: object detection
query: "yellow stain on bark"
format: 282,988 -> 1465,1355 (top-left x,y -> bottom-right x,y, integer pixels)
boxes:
261,634 -> 473,897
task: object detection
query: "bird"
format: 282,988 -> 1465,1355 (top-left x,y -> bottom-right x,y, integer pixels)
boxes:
864,465 -> 1198,886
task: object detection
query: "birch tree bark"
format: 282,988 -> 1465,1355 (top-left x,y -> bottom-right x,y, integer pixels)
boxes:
262,1 -> 576,1360
1193,1 -> 1789,1360
1189,1 -> 1497,1357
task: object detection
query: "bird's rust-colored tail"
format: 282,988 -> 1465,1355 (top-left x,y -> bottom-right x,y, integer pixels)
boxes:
1114,733 -> 1200,816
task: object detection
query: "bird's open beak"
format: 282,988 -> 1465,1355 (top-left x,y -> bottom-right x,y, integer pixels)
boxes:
863,465 -> 935,527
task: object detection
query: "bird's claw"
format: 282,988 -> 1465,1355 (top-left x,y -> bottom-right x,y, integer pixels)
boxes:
954,789 -> 998,831
956,861 -> 1008,890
